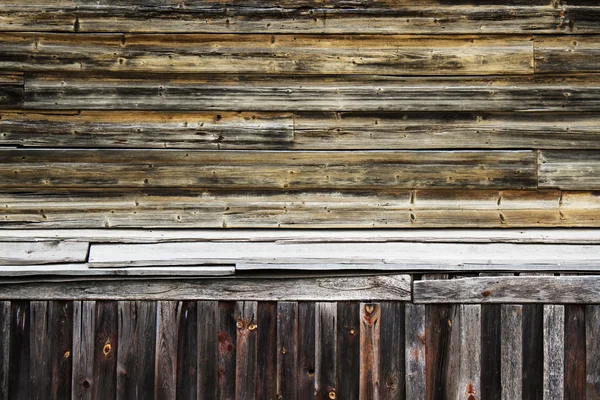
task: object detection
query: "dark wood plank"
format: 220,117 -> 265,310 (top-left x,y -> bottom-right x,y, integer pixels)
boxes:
0,149 -> 537,190
458,304 -> 482,400
93,301 -> 118,400
315,302 -> 337,400
8,301 -> 29,400
0,74 -> 23,110
277,301 -> 298,400
297,302 -> 315,400
256,302 -> 277,400
380,302 -> 405,400
198,301 -> 218,400
116,301 -> 157,400
155,301 -> 178,400
217,301 -> 236,400
522,304 -> 544,400
405,304 -> 425,400
176,301 -> 198,400
0,301 -> 9,400
481,304 -> 501,400
336,302 -> 359,400
72,301 -> 95,400
360,303 -> 380,399
425,304 -> 452,400
535,36 -> 600,74
236,301 -> 258,400
540,150 -> 600,190
565,305 -> 585,400
586,305 -> 600,400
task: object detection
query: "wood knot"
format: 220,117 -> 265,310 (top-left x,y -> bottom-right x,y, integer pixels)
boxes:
328,390 -> 336,399
481,290 -> 492,298
103,342 -> 112,356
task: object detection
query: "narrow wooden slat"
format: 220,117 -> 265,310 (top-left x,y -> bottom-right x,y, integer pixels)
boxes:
218,302 -> 237,400
0,301 -> 9,400
523,304 -> 544,400
0,264 -> 234,277
540,150 -> 600,190
360,303 -> 380,400
414,276 -> 600,304
154,301 -> 178,400
297,302 -> 315,400
236,301 -> 258,400
72,301 -> 95,400
0,149 -> 537,190
458,305 -> 481,400
315,302 -> 337,400
337,302 -> 359,400
425,303 -> 452,400
0,241 -> 88,265
117,301 -> 157,400
405,304 -> 425,400
8,301 -> 29,399
378,302 -> 405,400
501,304 -> 523,400
93,301 -> 118,400
277,301 -> 298,400
197,301 -> 218,400
544,305 -> 565,400
25,74 -> 600,112
565,305 -> 586,400
481,304 -> 501,400
586,305 -> 600,400
536,36 -> 600,73
176,301 -> 198,400
256,302 -> 277,400
0,111 -> 293,150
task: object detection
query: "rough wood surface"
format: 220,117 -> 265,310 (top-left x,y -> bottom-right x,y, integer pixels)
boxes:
523,304 -> 544,400
481,304 -> 501,400
176,301 -> 198,400
256,302 -> 277,400
379,302 -> 404,400
536,36 -> 600,74
72,301 -> 95,400
0,264 -> 234,277
217,302 -> 236,400
501,304 -> 523,400
0,74 -> 23,109
564,305 -> 586,400
586,305 -> 600,400
8,301 -> 29,399
359,303 -> 380,400
297,302 -> 315,400
276,301 -> 298,400
543,305 -> 565,400
92,301 -> 118,400
154,301 -> 178,400
315,302 -> 337,400
0,241 -> 88,265
197,301 -> 218,400
235,301 -> 258,400
405,304 -> 425,400
539,150 -> 600,190
336,302 -> 359,400
0,301 -> 9,400
458,304 -> 481,400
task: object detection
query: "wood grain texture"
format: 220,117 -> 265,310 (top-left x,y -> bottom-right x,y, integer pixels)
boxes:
523,304 -> 544,400
235,301 -> 258,400
564,305 -> 586,400
0,301 -> 9,400
336,302 -> 359,400
501,304 -> 523,400
0,149 -> 537,190
586,305 -> 600,400
93,301 -> 118,400
539,150 -> 600,190
315,302 -> 337,400
481,304 -> 501,400
8,301 -> 29,400
256,302 -> 277,400
25,74 -> 600,112
0,74 -> 23,109
217,302 -> 236,400
176,301 -> 197,400
360,303 -> 379,400
458,305 -> 481,400
536,36 -> 600,73
297,302 -> 315,400
405,304 -> 425,400
0,241 -> 88,265
276,301 -> 298,400
379,302 -> 404,400
543,305 -> 565,400
197,301 -> 218,400
72,301 -> 95,400
154,301 -> 178,400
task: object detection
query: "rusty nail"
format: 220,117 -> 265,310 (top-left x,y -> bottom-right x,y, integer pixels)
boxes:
329,390 -> 336,399
64,350 -> 71,358
349,328 -> 355,335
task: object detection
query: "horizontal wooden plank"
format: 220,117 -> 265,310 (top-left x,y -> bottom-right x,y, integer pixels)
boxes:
0,241 -> 88,265
0,149 -> 538,190
0,274 -> 411,301
294,112 -> 600,150
535,36 -> 600,74
0,33 -> 533,76
0,111 -> 293,149
414,276 -> 600,304
88,241 -> 600,271
24,74 -> 600,112
1,189 -> 599,229
0,264 -> 234,277
539,150 -> 600,190
0,74 -> 23,109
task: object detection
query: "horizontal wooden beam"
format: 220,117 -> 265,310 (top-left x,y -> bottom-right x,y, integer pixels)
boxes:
0,264 -> 234,277
535,36 -> 600,74
0,241 -> 88,265
0,274 -> 411,301
539,150 -> 600,190
414,276 -> 600,304
0,74 -> 23,109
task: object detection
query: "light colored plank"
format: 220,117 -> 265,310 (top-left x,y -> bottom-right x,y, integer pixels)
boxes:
539,150 -> 600,190
72,301 -> 95,400
586,305 -> 600,399
414,276 -> 600,303
0,264 -> 233,277
0,149 -> 537,190
544,305 -> 565,400
501,304 -> 522,400
405,304 -> 425,400
458,304 -> 481,400
0,241 -> 88,265
154,301 -> 178,400
0,275 -> 411,301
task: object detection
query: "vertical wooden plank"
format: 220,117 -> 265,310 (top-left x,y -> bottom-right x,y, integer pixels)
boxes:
73,301 -> 95,400
360,303 -> 381,400
544,305 -> 565,400
31,301 -> 51,399
277,301 -> 298,400
565,305 -> 585,400
501,304 -> 523,400
405,304 -> 425,400
236,301 -> 258,400
9,301 -> 29,400
481,304 -> 501,400
155,301 -> 178,400
587,305 -> 600,400
117,301 -> 157,400
315,302 -> 337,400
523,304 -> 544,400
218,301 -> 236,400
198,301 -> 218,400
337,302 -> 360,400
0,301 -> 9,400
53,301 -> 74,400
177,301 -> 198,400
297,302 -> 315,400
380,302 -> 405,400
256,302 -> 277,400
93,301 -> 118,400
458,305 -> 481,400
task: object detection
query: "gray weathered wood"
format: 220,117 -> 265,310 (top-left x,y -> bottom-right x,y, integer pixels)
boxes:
0,275 -> 411,301
586,305 -> 600,399
0,264 -> 234,277
501,304 -> 522,400
458,304 -> 481,400
539,150 -> 600,190
276,301 -> 298,400
72,301 -> 95,400
235,301 -> 258,400
315,302 -> 337,400
0,301 -> 9,400
536,36 -> 600,74
0,241 -> 88,265
0,74 -> 23,109
414,276 -> 600,303
154,301 -> 178,400
197,301 -> 218,400
405,304 -> 425,400
543,305 -> 565,400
